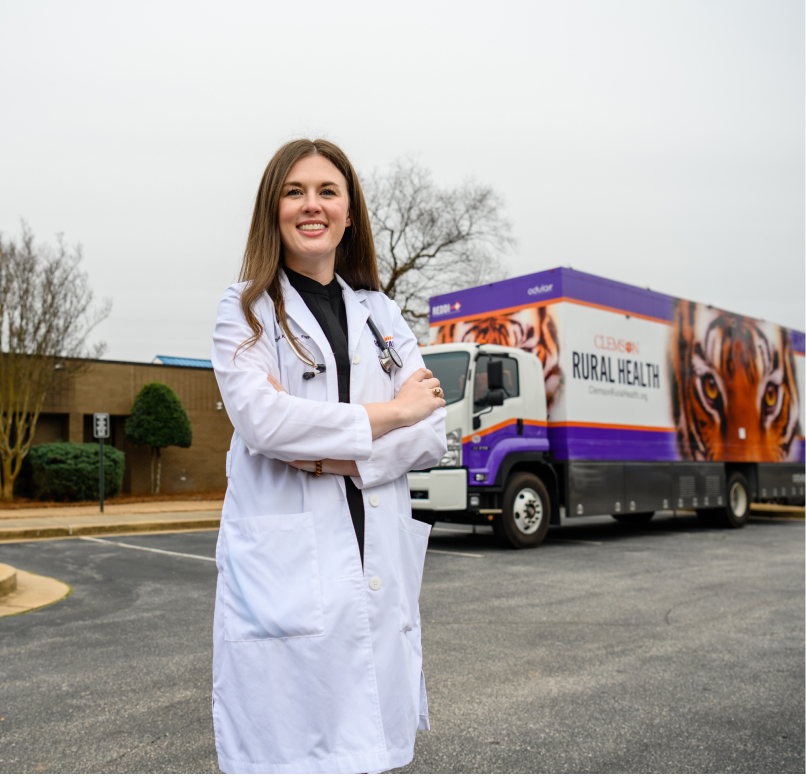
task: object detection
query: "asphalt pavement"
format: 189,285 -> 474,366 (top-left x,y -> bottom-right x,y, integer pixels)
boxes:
0,512 -> 803,774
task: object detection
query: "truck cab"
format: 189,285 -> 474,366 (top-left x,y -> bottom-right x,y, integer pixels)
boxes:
408,343 -> 558,548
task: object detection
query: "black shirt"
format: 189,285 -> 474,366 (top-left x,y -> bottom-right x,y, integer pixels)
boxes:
283,265 -> 366,564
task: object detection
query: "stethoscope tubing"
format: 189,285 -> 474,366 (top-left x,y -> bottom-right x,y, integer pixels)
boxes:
281,314 -> 401,380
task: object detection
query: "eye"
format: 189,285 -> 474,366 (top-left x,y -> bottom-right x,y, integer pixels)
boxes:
701,374 -> 720,403
320,188 -> 336,196
764,383 -> 778,408
284,187 -> 302,196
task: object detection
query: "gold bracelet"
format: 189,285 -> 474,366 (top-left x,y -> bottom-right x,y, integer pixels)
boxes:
313,460 -> 323,477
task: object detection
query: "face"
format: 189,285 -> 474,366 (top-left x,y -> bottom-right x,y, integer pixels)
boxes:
278,154 -> 351,276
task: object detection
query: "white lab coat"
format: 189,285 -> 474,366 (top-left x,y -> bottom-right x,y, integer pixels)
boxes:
210,270 -> 447,774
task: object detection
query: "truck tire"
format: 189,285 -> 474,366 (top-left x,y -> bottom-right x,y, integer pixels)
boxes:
611,512 -> 654,524
493,472 -> 551,549
715,472 -> 751,529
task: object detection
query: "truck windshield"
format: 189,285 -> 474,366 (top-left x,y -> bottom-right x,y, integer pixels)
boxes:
422,352 -> 470,406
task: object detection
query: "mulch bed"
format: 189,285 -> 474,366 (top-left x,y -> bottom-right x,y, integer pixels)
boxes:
0,490 -> 227,510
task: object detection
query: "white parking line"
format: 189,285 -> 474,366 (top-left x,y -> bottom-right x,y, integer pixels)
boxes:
81,535 -> 484,562
427,549 -> 484,558
80,536 -> 216,562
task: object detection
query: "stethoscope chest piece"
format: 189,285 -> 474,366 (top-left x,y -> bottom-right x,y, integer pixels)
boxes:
366,316 -> 401,376
378,346 -> 403,374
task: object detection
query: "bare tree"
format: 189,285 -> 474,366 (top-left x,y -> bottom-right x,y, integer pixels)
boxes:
0,224 -> 111,500
364,159 -> 515,340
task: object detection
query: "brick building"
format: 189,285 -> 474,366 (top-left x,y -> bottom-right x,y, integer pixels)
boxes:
32,356 -> 233,495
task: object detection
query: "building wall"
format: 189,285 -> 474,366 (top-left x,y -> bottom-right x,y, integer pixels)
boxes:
37,360 -> 233,494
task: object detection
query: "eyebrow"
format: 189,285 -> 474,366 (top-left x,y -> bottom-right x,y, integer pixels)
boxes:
283,181 -> 341,188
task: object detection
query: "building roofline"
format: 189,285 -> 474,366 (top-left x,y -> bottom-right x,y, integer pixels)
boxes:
48,356 -> 214,370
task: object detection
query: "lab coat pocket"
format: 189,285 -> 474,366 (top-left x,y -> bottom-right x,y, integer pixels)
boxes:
398,513 -> 431,633
222,512 -> 325,641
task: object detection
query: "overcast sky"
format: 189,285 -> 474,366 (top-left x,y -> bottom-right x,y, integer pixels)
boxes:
1,0 -> 803,362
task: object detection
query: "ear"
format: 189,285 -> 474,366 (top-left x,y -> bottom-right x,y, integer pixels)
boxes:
345,211 -> 352,227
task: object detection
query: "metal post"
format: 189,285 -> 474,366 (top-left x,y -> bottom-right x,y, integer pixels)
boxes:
93,412 -> 110,513
99,438 -> 104,513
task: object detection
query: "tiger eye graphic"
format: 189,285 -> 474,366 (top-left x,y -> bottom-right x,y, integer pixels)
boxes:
703,375 -> 719,401
764,383 -> 778,407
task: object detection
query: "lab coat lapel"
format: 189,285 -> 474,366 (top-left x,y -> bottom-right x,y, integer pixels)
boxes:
336,274 -> 370,359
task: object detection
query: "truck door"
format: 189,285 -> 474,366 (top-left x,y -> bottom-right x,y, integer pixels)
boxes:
468,354 -> 521,476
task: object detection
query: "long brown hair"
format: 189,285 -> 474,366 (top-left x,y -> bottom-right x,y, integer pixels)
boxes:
237,139 -> 380,361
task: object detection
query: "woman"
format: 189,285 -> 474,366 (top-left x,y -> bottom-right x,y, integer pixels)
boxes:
211,138 -> 448,774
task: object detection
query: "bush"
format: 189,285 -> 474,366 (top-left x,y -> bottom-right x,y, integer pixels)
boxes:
18,442 -> 125,502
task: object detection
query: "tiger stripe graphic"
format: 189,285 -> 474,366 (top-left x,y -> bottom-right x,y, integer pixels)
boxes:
432,306 -> 563,413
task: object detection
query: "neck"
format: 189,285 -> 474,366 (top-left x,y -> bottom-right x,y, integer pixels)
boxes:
283,255 -> 336,286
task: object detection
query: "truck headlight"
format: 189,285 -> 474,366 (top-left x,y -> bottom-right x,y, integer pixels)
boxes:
438,428 -> 463,468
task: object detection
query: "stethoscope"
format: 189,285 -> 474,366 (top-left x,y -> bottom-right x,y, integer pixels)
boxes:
283,315 -> 403,380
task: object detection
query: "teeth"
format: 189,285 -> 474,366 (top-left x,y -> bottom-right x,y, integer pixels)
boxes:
298,224 -> 326,231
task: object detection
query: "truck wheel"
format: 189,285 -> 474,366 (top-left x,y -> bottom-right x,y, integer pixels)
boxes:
715,472 -> 751,529
612,512 -> 654,523
493,472 -> 551,549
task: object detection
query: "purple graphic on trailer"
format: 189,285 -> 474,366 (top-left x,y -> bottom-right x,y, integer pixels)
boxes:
430,268 -> 675,325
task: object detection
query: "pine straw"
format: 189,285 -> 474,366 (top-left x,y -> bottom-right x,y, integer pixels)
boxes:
1,490 -> 226,510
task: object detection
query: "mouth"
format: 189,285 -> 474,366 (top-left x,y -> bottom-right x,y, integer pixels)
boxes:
297,222 -> 327,235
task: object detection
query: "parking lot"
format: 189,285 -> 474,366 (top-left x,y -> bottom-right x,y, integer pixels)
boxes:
0,513 -> 803,774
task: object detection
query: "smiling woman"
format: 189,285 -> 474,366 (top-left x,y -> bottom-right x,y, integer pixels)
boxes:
210,139 -> 448,774
236,140 -> 378,361
277,156 -> 352,282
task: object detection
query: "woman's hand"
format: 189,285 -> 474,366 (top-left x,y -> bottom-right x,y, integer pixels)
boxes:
393,368 -> 445,425
286,459 -> 359,477
362,368 -> 445,439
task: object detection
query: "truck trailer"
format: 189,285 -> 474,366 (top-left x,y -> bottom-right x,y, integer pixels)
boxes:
407,267 -> 805,548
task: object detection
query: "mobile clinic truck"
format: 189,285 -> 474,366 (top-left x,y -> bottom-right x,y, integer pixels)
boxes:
407,268 -> 805,548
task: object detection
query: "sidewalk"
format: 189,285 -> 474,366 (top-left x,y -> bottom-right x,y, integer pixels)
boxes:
0,500 -> 224,543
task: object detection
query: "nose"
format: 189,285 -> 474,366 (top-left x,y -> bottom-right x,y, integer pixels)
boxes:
302,191 -> 321,214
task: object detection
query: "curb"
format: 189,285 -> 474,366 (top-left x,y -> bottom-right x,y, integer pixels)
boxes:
0,569 -> 72,618
749,503 -> 805,519
0,517 -> 221,542
749,510 -> 805,520
0,563 -> 16,596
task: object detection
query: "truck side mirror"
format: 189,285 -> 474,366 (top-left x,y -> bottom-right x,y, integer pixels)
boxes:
487,389 -> 505,406
487,360 -> 505,390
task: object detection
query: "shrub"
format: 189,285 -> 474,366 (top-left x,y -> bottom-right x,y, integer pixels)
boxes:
19,442 -> 125,502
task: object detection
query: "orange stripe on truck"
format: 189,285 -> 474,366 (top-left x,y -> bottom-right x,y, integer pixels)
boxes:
547,421 -> 676,433
461,418 -> 546,444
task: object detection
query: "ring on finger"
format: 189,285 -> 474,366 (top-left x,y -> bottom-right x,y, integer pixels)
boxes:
432,387 -> 442,397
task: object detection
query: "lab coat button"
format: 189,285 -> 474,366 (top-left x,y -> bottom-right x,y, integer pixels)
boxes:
369,577 -> 382,591
353,353 -> 361,364
369,494 -> 380,507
